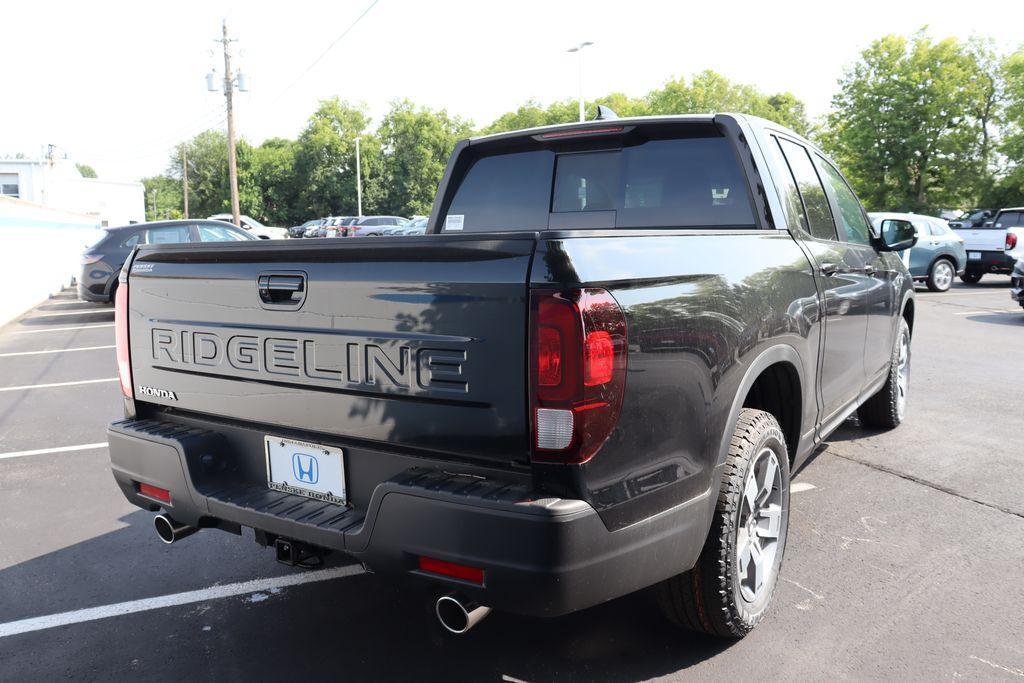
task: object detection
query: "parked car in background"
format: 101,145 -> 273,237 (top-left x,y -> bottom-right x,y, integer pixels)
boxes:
318,216 -> 356,238
869,212 -> 966,292
948,209 -> 994,229
288,220 -> 322,238
1012,258 -> 1024,310
349,215 -> 410,236
403,217 -> 428,235
304,221 -> 325,238
207,214 -> 289,240
952,207 -> 1024,283
78,220 -> 256,302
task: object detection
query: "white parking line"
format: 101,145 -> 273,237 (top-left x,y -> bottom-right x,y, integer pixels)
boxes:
0,566 -> 361,638
0,378 -> 118,393
0,345 -> 115,358
23,309 -> 113,318
0,442 -> 107,461
14,323 -> 114,334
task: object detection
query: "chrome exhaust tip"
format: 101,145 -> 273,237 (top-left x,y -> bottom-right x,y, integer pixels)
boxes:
435,593 -> 491,634
154,514 -> 197,545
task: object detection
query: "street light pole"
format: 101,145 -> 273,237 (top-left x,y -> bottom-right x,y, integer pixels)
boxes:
567,41 -> 594,122
182,145 -> 189,219
355,137 -> 363,218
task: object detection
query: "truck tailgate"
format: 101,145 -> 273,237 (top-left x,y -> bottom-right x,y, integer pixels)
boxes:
954,227 -> 1004,251
126,235 -> 536,466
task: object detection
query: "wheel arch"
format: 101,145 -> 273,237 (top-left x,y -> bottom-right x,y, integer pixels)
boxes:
716,345 -> 805,474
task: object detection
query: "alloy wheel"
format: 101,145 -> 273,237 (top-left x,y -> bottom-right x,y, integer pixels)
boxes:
736,447 -> 784,603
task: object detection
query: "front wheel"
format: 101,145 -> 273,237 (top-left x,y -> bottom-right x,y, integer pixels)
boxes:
858,317 -> 910,429
658,408 -> 790,637
960,271 -> 983,284
926,259 -> 955,292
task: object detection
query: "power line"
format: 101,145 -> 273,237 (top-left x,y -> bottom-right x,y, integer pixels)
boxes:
271,0 -> 382,104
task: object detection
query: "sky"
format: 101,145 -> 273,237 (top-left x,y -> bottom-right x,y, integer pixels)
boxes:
1,0 -> 1019,181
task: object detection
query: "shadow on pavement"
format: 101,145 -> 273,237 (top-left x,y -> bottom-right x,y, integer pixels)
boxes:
0,510 -> 735,680
17,310 -> 114,326
964,312 -> 1024,327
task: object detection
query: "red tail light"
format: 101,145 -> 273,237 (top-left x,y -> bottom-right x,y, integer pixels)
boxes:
530,288 -> 627,464
115,280 -> 132,398
138,482 -> 171,504
1007,233 -> 1018,250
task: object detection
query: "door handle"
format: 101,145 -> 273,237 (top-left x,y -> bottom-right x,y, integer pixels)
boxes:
819,262 -> 839,276
257,272 -> 306,307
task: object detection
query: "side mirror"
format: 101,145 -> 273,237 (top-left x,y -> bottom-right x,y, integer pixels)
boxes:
877,219 -> 917,251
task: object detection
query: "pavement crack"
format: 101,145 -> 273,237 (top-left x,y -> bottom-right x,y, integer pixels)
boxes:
828,451 -> 1024,521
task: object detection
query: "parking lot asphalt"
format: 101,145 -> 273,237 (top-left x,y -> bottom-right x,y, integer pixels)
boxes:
0,280 -> 1022,681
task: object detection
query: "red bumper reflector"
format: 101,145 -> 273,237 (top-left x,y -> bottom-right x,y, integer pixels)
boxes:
138,483 -> 171,504
418,556 -> 484,585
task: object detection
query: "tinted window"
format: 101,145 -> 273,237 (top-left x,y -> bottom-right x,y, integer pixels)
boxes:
553,151 -> 619,212
777,139 -> 837,241
551,138 -> 754,228
817,158 -> 871,245
996,211 -> 1023,227
121,232 -> 142,248
197,224 -> 248,241
444,150 -> 554,232
147,226 -> 192,244
766,136 -> 809,232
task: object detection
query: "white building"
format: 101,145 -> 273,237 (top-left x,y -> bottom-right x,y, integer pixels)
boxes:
0,156 -> 145,226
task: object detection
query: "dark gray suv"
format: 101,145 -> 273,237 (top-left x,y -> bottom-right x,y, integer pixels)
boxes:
77,220 -> 255,302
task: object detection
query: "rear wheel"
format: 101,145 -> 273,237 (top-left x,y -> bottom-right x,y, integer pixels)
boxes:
658,408 -> 790,638
926,259 -> 955,292
858,318 -> 910,429
960,271 -> 983,284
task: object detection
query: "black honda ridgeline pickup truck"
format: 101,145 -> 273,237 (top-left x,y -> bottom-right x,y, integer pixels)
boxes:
108,113 -> 916,637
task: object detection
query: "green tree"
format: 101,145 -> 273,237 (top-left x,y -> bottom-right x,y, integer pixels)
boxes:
295,98 -> 376,218
483,71 -> 808,136
647,71 -> 809,134
373,99 -> 471,216
986,48 -> 1024,207
142,175 -> 183,221
822,32 -> 996,213
252,137 -> 300,225
75,163 -> 97,178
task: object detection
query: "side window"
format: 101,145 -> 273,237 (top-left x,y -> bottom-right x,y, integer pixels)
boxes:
765,136 -> 809,232
197,225 -> 247,241
777,138 -> 837,241
121,232 -> 142,248
147,226 -> 192,244
817,158 -> 871,246
928,221 -> 946,237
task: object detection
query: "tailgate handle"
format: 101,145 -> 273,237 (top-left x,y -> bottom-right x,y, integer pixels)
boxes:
258,272 -> 306,308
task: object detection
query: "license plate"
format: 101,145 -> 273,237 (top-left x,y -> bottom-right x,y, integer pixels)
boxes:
969,251 -> 981,260
265,436 -> 346,505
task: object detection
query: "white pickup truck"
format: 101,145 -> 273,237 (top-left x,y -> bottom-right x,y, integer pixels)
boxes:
952,207 -> 1024,283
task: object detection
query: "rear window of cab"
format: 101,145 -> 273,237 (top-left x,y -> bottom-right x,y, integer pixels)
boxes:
441,134 -> 754,233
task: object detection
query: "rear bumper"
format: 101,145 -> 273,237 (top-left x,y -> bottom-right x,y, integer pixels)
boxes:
107,418 -> 711,617
1011,273 -> 1024,306
964,250 -> 1016,273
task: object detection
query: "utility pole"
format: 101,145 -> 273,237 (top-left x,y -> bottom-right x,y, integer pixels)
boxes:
567,42 -> 594,122
221,19 -> 241,227
182,145 -> 189,219
355,137 -> 363,217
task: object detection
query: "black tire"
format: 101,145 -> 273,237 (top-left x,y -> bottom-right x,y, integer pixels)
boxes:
925,258 -> 955,292
960,271 -> 983,284
857,317 -> 910,429
658,408 -> 790,638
